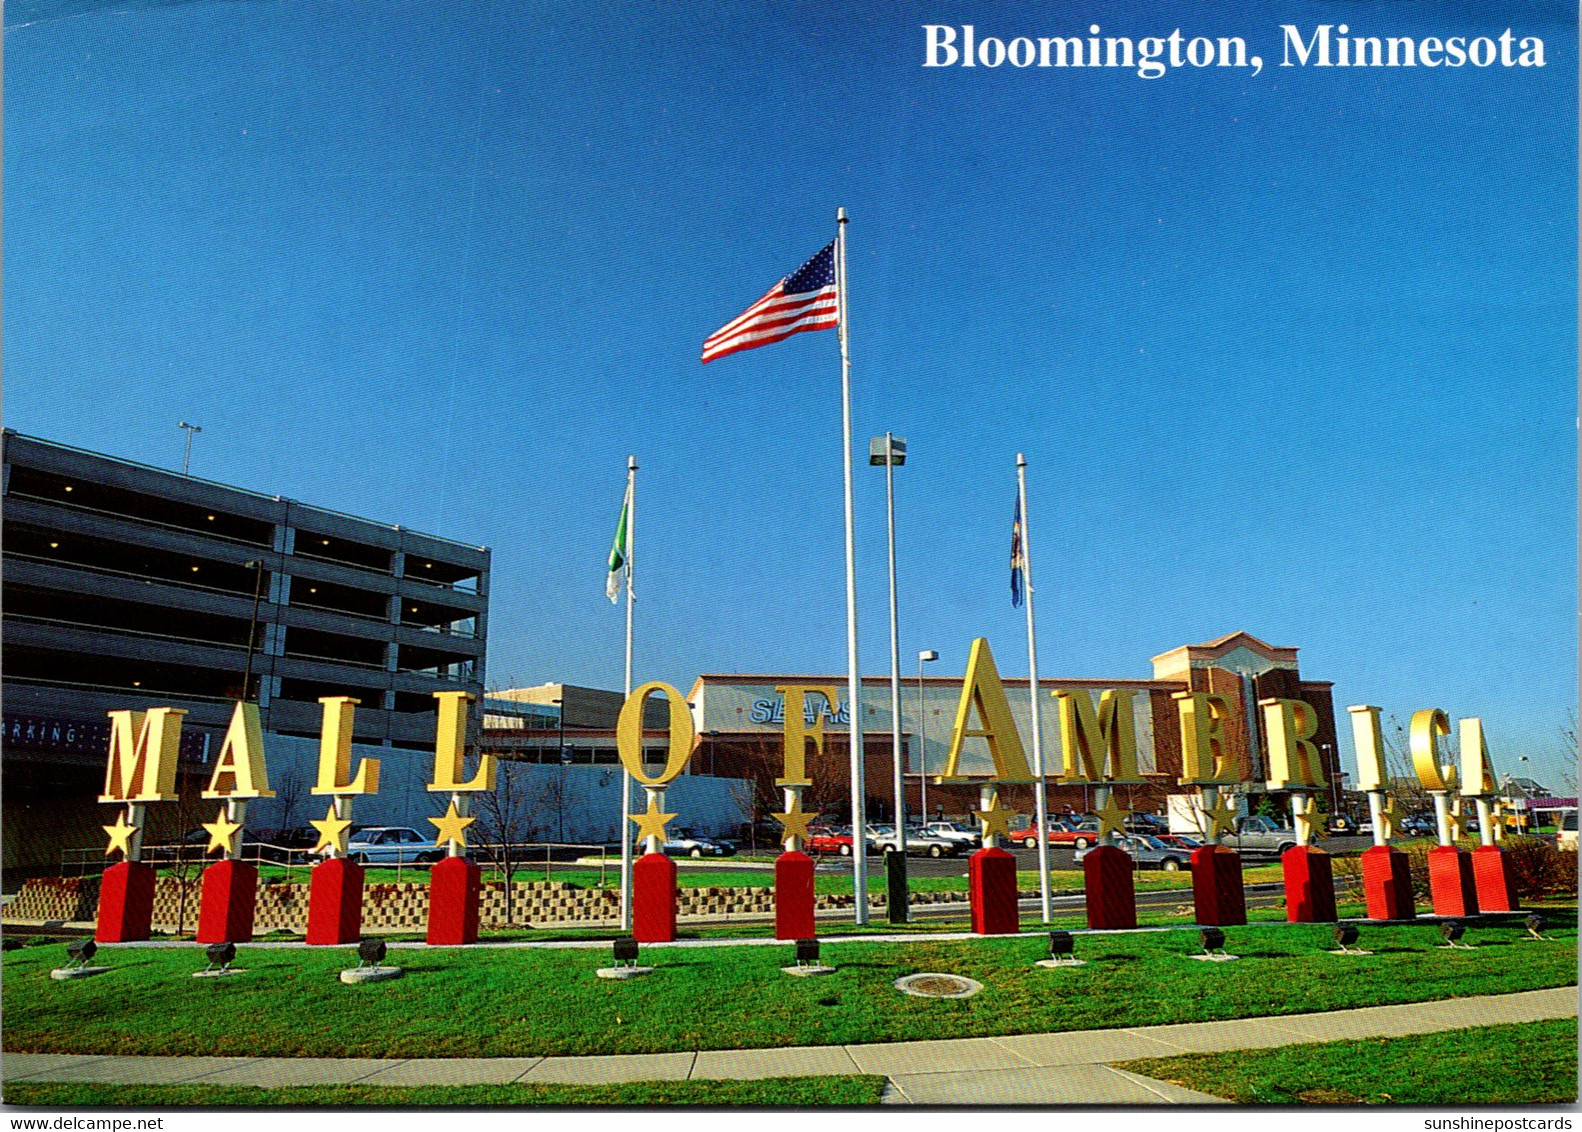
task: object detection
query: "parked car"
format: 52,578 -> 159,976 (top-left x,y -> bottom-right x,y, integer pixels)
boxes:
659,829 -> 737,858
1558,812 -> 1577,850
1006,817 -> 1075,848
918,821 -> 980,849
1049,817 -> 1104,849
1399,814 -> 1437,838
805,826 -> 856,856
1155,833 -> 1203,852
345,826 -> 442,865
1075,834 -> 1191,871
1124,813 -> 1167,835
870,828 -> 966,858
1217,815 -> 1304,857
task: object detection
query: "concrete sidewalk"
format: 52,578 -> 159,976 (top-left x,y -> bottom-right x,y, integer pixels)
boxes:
3,987 -> 1574,1105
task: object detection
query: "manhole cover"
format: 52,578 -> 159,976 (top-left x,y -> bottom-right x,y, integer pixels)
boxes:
894,972 -> 984,999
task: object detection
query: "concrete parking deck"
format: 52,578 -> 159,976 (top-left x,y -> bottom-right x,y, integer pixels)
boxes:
3,986 -> 1574,1105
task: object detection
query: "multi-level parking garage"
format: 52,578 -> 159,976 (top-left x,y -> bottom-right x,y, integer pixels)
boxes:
2,430 -> 490,873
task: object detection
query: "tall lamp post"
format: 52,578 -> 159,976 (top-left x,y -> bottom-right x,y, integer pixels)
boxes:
178,421 -> 202,476
552,698 -> 568,845
917,649 -> 938,831
869,434 -> 908,923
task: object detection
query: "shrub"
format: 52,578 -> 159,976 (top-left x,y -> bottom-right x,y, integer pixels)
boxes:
1500,837 -> 1578,897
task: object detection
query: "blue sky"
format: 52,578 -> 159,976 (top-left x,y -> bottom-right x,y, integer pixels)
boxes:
6,0 -> 1576,785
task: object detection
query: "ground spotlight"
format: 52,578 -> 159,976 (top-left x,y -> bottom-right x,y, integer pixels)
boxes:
357,938 -> 388,971
51,938 -> 108,981
1438,920 -> 1473,950
1037,930 -> 1085,969
795,938 -> 820,968
597,936 -> 654,981
203,941 -> 236,974
1330,923 -> 1369,955
1525,913 -> 1550,941
1190,926 -> 1237,962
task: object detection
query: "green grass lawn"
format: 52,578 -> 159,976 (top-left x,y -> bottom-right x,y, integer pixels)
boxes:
1119,1017 -> 1578,1105
1,1074 -> 889,1108
6,909 -> 1573,1060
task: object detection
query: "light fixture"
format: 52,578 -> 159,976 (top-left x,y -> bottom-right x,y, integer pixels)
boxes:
1331,923 -> 1367,955
63,485 -> 73,492
207,515 -> 216,521
202,941 -> 236,974
1438,920 -> 1473,950
1049,931 -> 1075,959
49,541 -> 59,549
322,539 -> 330,546
65,939 -> 97,969
132,681 -> 141,687
613,936 -> 640,969
1525,913 -> 1550,941
357,938 -> 388,971
191,565 -> 200,572
1199,927 -> 1229,958
309,587 -> 318,594
795,938 -> 820,968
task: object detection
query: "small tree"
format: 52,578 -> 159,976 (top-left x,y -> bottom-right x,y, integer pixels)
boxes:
473,757 -> 541,925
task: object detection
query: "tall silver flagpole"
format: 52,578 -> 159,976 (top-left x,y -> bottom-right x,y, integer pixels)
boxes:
1018,453 -> 1052,922
837,207 -> 869,925
620,455 -> 637,931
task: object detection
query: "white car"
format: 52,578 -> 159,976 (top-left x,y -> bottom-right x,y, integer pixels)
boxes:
1558,813 -> 1577,849
344,827 -> 442,865
918,821 -> 980,849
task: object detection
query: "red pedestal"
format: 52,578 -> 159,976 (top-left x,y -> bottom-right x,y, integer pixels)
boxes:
1361,844 -> 1416,921
1281,845 -> 1338,923
1471,845 -> 1518,913
426,855 -> 482,945
968,846 -> 1020,935
196,859 -> 258,943
1190,845 -> 1247,926
305,856 -> 364,945
1427,845 -> 1479,917
96,860 -> 156,943
774,851 -> 817,940
1083,844 -> 1137,930
633,852 -> 677,943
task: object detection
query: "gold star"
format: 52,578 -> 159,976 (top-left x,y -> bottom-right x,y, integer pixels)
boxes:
309,804 -> 354,856
1201,794 -> 1240,840
428,800 -> 475,850
629,793 -> 676,844
1094,793 -> 1130,841
1445,800 -> 1465,843
202,807 -> 243,856
1293,805 -> 1318,845
772,797 -> 819,846
103,811 -> 138,858
972,791 -> 1012,840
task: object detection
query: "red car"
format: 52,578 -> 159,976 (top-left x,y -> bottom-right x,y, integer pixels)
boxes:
1048,818 -> 1103,849
1005,818 -> 1074,849
804,827 -> 856,856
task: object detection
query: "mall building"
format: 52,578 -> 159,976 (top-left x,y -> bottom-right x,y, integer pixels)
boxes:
683,631 -> 1341,827
1,431 -> 491,876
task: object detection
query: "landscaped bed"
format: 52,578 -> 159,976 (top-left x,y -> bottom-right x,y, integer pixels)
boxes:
5,906 -> 1574,1060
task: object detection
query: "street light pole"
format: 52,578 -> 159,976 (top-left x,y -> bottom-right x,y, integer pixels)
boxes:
917,649 -> 938,833
870,434 -> 908,924
178,421 -> 202,476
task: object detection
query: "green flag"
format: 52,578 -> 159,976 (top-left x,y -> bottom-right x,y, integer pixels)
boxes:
606,482 -> 631,603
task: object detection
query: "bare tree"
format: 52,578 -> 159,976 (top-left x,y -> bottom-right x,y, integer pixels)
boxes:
270,768 -> 309,835
472,756 -> 541,925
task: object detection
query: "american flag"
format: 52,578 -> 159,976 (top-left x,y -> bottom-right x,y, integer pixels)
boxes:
701,240 -> 840,363
1010,495 -> 1027,608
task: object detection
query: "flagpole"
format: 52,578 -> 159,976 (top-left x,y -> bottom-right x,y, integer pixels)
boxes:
836,206 -> 869,925
620,455 -> 636,931
1018,453 -> 1052,923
